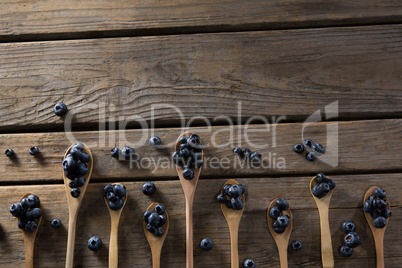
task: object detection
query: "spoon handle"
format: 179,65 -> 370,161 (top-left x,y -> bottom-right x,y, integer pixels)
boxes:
66,211 -> 78,268
151,245 -> 162,268
318,206 -> 334,268
23,234 -> 35,268
185,197 -> 194,268
278,244 -> 288,268
374,231 -> 385,268
109,217 -> 120,268
228,222 -> 239,268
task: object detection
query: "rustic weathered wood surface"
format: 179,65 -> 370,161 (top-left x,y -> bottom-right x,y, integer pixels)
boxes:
0,175 -> 400,267
0,119 -> 401,183
0,0 -> 401,41
0,25 -> 401,131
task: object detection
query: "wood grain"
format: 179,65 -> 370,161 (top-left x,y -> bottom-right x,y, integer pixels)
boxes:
0,0 -> 401,41
0,25 -> 401,131
0,174 -> 400,267
0,119 -> 401,183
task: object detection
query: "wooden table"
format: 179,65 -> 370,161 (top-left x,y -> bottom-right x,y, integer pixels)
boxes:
0,1 -> 401,267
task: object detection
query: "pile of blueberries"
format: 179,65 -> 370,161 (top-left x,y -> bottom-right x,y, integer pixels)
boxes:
294,139 -> 325,162
9,194 -> 42,232
103,184 -> 127,211
268,198 -> 291,234
311,173 -> 335,198
363,187 -> 391,228
63,143 -> 91,198
233,147 -> 261,162
339,220 -> 362,257
143,204 -> 167,237
172,134 -> 203,180
217,183 -> 245,210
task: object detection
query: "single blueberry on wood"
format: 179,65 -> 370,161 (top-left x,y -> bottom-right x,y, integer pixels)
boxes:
111,147 -> 120,159
51,218 -> 62,228
339,245 -> 353,257
291,240 -> 303,251
243,259 -> 256,268
149,136 -> 162,147
200,238 -> 213,251
142,182 -> 156,195
293,143 -> 304,154
341,220 -> 356,233
53,103 -> 68,116
29,146 -> 40,156
233,147 -> 243,156
87,236 -> 102,251
5,149 -> 14,157
344,232 -> 362,248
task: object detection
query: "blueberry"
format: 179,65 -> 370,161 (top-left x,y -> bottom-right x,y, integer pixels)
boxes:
72,143 -> 85,151
217,194 -> 227,203
269,206 -> 283,219
200,238 -> 213,251
25,221 -> 38,232
71,188 -> 81,198
371,209 -> 382,219
53,103 -> 68,116
159,215 -> 167,226
26,208 -> 42,220
315,173 -> 326,184
172,151 -> 184,166
275,198 -> 289,211
17,218 -> 28,230
363,200 -> 372,213
195,160 -> 203,169
29,146 -> 40,156
70,147 -> 91,163
103,184 -> 114,197
5,149 -> 14,157
146,224 -> 155,233
312,143 -> 325,154
121,146 -> 135,160
383,209 -> 392,218
9,203 -> 23,217
242,148 -> 252,158
275,215 -> 290,228
189,134 -> 200,143
326,179 -> 336,190
225,200 -> 233,209
341,220 -> 356,233
155,204 -> 166,215
321,182 -> 330,194
339,245 -> 353,257
243,259 -> 256,268
64,170 -> 78,180
75,162 -> 88,175
149,136 -> 162,147
108,198 -> 124,211
222,184 -> 232,195
179,148 -> 190,158
377,199 -> 387,209
180,143 -> 191,151
148,213 -> 160,227
233,147 -> 243,156
250,152 -> 262,162
312,184 -> 325,198
74,176 -> 86,187
20,198 -> 31,210
113,184 -> 126,198
106,192 -> 117,202
303,139 -> 313,148
306,152 -> 316,162
373,216 -> 387,228
155,227 -> 165,237
344,232 -> 362,248
228,185 -> 241,198
183,168 -> 194,180
142,182 -> 156,195
51,219 -> 62,228
238,184 -> 245,195
143,210 -> 153,223
231,196 -> 244,210
293,143 -> 304,154
87,236 -> 102,251
274,226 -> 286,234
179,136 -> 188,144
291,240 -> 303,251
374,188 -> 386,199
111,148 -> 120,159
62,154 -> 77,171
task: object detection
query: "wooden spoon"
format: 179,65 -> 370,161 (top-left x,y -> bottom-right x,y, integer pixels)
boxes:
363,186 -> 390,268
19,193 -> 42,268
104,183 -> 128,268
267,198 -> 292,268
143,202 -> 170,268
63,143 -> 93,268
220,179 -> 245,268
175,132 -> 203,268
309,177 -> 334,268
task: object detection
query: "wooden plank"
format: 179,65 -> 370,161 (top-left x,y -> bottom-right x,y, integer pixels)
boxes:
0,119 -> 401,183
0,0 -> 402,41
0,25 -> 401,131
0,175 -> 400,267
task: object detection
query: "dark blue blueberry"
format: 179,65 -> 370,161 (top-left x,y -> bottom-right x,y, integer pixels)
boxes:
242,148 -> 252,158
113,184 -> 126,198
70,147 -> 91,163
68,182 -> 76,191
142,182 -> 156,195
74,176 -> 86,187
121,146 -> 135,160
172,151 -> 184,166
159,215 -> 167,226
217,194 -> 227,203
371,209 -> 382,219
148,212 -> 160,227
180,143 -> 191,152
250,152 -> 262,162
72,143 -> 85,151
274,226 -> 286,234
344,232 -> 362,248
228,185 -> 242,198
226,200 -> 233,209
146,224 -> 155,233
111,148 -> 120,159
75,162 -> 88,175
243,259 -> 256,268
178,136 -> 188,144
200,238 -> 213,251
53,103 -> 68,116
321,182 -> 330,194
71,188 -> 81,198
312,184 -> 325,198
275,215 -> 290,228
65,170 -> 78,180
154,227 -> 165,237
339,245 -> 353,257
311,143 -> 325,154
293,143 -> 304,154
326,179 -> 336,190
189,134 -> 200,143
222,184 -> 232,195
29,146 -> 40,156
103,184 -> 114,197
17,218 -> 28,230
373,216 -> 387,228
155,204 -> 166,215
87,236 -> 102,251
51,218 -> 62,228
9,203 -> 23,217
143,210 -> 153,223
315,173 -> 326,184
62,154 -> 77,171
377,199 -> 387,209
383,209 -> 392,218
149,136 -> 162,147
195,160 -> 203,169
306,152 -> 316,162
269,206 -> 283,219
303,139 -> 313,148
108,197 -> 124,211
20,198 -> 31,210
179,148 -> 190,158
25,221 -> 38,232
291,240 -> 303,251
341,220 -> 356,234
231,196 -> 244,210
106,192 -> 117,202
233,147 -> 243,156
26,208 -> 42,220
363,200 -> 372,213
275,198 -> 289,211
374,188 -> 386,199
5,149 -> 14,157
183,168 -> 194,180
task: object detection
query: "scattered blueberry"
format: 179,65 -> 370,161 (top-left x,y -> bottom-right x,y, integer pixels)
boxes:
341,220 -> 356,234
373,216 -> 387,228
51,219 -> 62,228
275,198 -> 289,211
311,142 -> 325,154
303,139 -> 313,148
243,259 -> 256,268
293,143 -> 304,154
5,149 -> 14,157
87,236 -> 102,251
200,238 -> 213,251
339,245 -> 353,257
233,147 -> 243,156
250,152 -> 262,162
149,136 -> 162,147
242,148 -> 252,158
121,146 -> 135,160
142,182 -> 156,195
344,232 -> 362,248
29,146 -> 40,156
53,103 -> 68,116
111,148 -> 120,159
306,152 -> 316,162
291,240 -> 303,251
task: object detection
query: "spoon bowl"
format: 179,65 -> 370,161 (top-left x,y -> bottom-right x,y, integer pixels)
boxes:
309,177 -> 334,268
105,183 -> 128,268
143,202 -> 169,268
363,186 -> 390,268
267,198 -> 292,268
220,179 -> 245,268
63,143 -> 93,268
